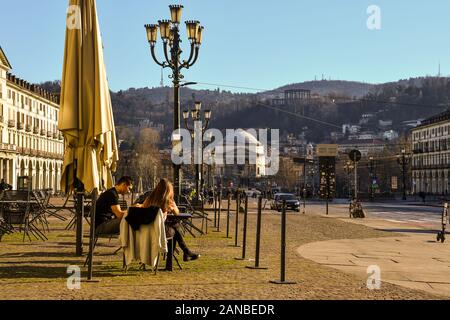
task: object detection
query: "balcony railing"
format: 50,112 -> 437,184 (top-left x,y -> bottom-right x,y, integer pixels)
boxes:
58,133 -> 64,141
47,131 -> 52,138
412,164 -> 450,170
8,120 -> 15,128
40,129 -> 46,136
17,147 -> 32,156
53,132 -> 58,139
0,143 -> 17,153
25,124 -> 32,132
33,127 -> 39,134
36,150 -> 64,160
17,122 -> 24,130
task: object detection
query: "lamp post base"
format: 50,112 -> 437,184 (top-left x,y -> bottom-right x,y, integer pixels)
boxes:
269,280 -> 297,285
246,266 -> 268,270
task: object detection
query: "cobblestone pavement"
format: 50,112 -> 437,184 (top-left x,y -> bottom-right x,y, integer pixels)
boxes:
0,198 -> 444,300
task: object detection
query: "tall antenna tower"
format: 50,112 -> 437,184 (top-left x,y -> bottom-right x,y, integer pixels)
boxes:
160,67 -> 164,87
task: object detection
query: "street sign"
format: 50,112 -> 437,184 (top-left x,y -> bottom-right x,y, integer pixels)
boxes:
349,149 -> 362,163
317,144 -> 338,157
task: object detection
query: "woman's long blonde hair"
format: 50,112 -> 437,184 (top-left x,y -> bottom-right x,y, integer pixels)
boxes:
142,179 -> 174,212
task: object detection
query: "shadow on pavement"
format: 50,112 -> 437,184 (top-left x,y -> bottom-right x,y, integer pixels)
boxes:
376,228 -> 440,234
0,265 -> 130,279
0,251 -> 77,258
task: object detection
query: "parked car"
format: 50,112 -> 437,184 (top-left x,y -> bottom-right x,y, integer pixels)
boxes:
270,193 -> 300,212
243,189 -> 262,198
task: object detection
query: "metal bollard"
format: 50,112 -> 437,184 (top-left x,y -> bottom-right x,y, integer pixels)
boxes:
231,192 -> 241,247
270,201 -> 296,285
75,191 -> 84,256
247,196 -> 268,270
213,192 -> 222,233
217,191 -> 222,232
205,200 -> 208,235
437,202 -> 448,243
87,189 -> 98,281
214,192 -> 217,228
225,194 -> 232,239
235,195 -> 249,260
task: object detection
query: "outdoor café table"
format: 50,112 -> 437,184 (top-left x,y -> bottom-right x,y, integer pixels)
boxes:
165,213 -> 193,271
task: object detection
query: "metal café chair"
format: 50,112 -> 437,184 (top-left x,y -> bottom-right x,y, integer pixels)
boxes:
0,190 -> 47,241
37,190 -> 67,221
84,198 -> 128,268
178,194 -> 208,236
65,193 -> 92,230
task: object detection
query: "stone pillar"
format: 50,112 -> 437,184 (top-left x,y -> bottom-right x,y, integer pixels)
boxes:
10,159 -> 16,189
50,164 -> 56,193
31,168 -> 37,190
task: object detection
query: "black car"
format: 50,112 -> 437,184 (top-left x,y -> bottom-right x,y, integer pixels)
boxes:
271,193 -> 300,212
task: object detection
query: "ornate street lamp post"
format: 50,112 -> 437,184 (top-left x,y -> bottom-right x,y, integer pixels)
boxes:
397,149 -> 410,201
183,102 -> 211,204
368,156 -> 376,202
344,161 -> 354,201
145,5 -> 204,202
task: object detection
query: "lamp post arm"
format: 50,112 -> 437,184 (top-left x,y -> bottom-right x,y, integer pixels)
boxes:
182,42 -> 196,68
203,118 -> 210,133
185,46 -> 200,69
184,119 -> 192,132
163,41 -> 173,67
150,45 -> 167,68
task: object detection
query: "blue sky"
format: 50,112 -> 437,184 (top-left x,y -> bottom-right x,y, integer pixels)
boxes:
1,0 -> 450,92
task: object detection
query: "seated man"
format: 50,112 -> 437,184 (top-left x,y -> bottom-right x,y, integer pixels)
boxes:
95,176 -> 133,235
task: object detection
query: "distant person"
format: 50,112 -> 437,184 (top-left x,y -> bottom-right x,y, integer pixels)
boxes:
0,179 -> 12,191
419,191 -> 426,203
208,189 -> 214,205
95,176 -> 133,235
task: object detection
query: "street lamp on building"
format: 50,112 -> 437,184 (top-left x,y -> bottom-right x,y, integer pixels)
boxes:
183,101 -> 211,203
397,149 -> 410,201
145,5 -> 204,202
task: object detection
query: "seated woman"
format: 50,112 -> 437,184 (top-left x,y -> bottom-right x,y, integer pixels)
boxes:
140,179 -> 200,262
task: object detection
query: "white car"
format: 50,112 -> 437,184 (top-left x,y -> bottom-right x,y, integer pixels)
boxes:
243,189 -> 262,198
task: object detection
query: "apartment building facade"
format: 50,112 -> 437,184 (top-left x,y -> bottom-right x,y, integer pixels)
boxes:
0,47 -> 63,191
411,110 -> 450,195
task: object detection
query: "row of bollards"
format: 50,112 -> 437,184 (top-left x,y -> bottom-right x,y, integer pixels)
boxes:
209,188 -> 295,285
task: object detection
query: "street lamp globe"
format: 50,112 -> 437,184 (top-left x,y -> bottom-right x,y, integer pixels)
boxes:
145,24 -> 159,44
191,109 -> 199,120
183,110 -> 190,120
204,109 -> 212,120
169,5 -> 184,25
195,101 -> 202,112
185,20 -> 200,41
158,20 -> 171,40
195,26 -> 204,45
